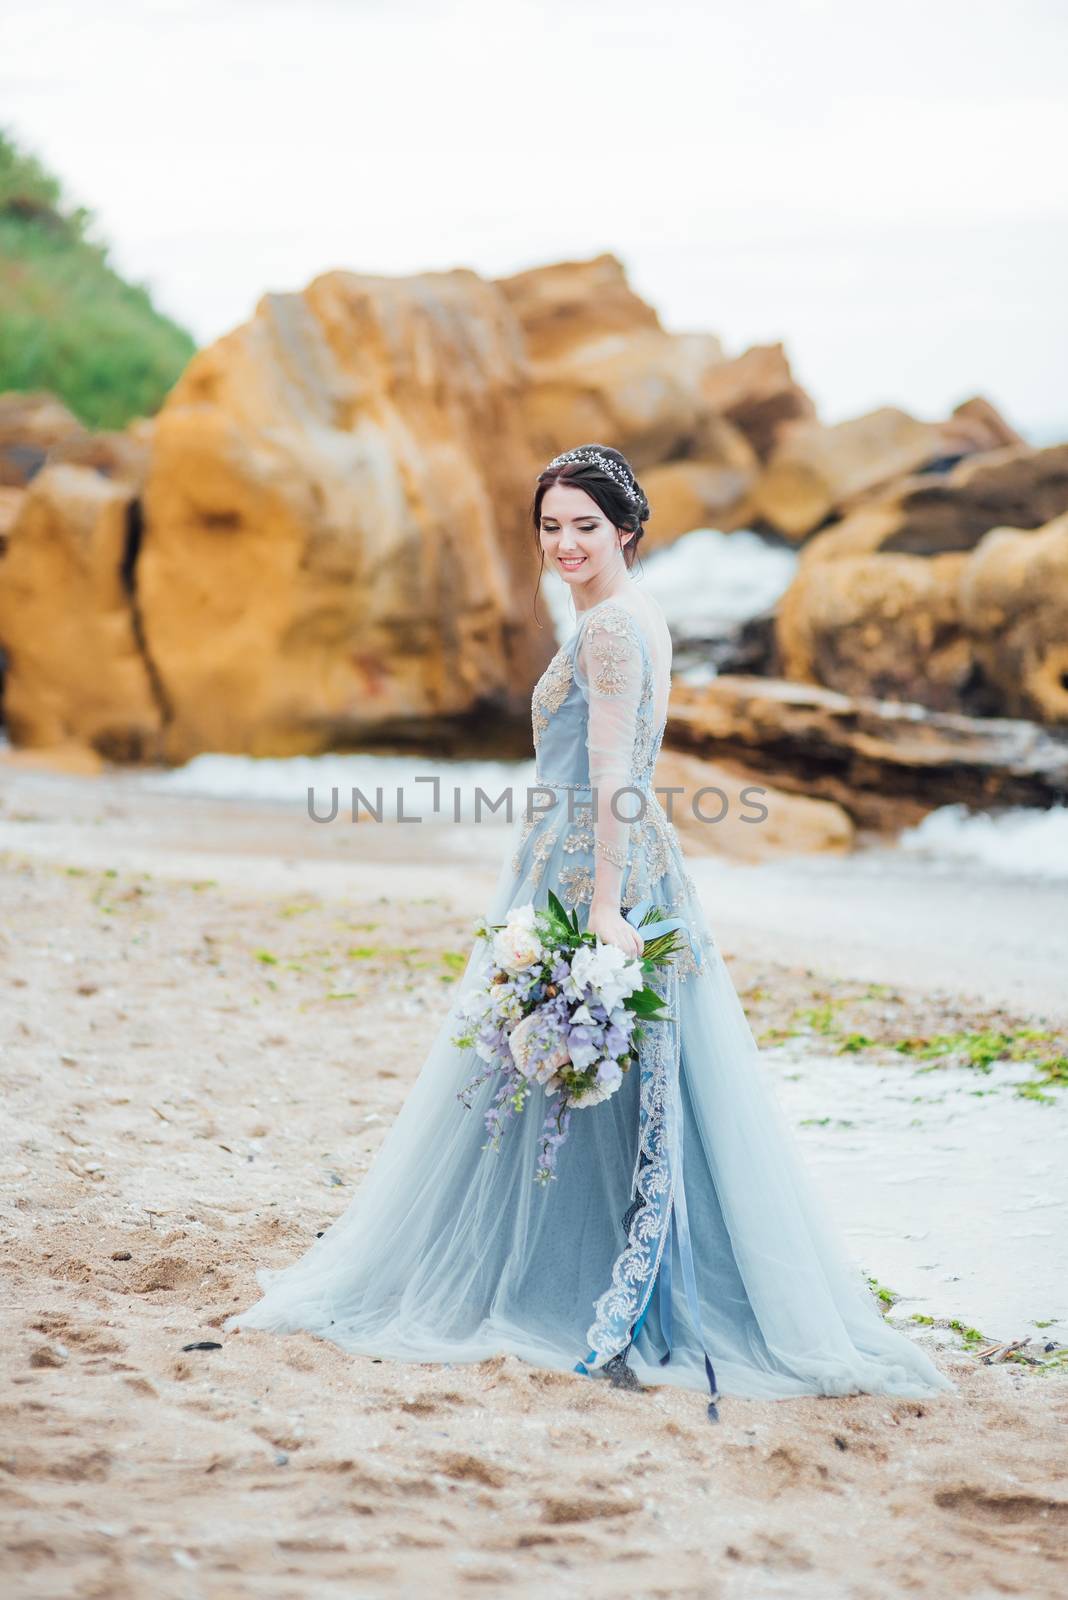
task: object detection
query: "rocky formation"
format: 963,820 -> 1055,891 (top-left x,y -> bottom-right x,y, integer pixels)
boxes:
654,747 -> 855,860
0,254 -> 827,763
775,461 -> 1068,725
497,254 -> 764,541
786,442 -> 1068,563
695,342 -> 817,462
0,465 -> 160,758
0,250 -> 1062,793
136,269 -> 553,762
3,270 -> 559,761
667,677 -> 1068,829
750,401 -> 1030,543
960,510 -> 1068,725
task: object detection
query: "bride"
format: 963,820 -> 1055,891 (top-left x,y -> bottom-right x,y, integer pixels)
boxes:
224,443 -> 956,1418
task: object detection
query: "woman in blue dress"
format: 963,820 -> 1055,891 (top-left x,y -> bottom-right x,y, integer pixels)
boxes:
224,443 -> 956,1417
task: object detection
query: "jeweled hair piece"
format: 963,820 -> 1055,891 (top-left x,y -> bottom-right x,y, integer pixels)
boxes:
543,448 -> 643,509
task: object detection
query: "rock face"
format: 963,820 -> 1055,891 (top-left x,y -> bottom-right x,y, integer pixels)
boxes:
777,551 -> 974,712
654,747 -> 854,860
961,511 -> 1068,725
775,471 -> 1068,724
498,254 -> 762,538
753,406 -> 961,542
790,442 -> 1068,563
138,269 -> 550,761
667,676 -> 1068,829
638,444 -> 759,551
0,465 -> 161,758
0,252 -> 1062,781
1,254 -> 825,764
695,342 -> 817,462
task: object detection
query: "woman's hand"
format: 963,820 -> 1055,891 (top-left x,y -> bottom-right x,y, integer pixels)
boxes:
587,901 -> 645,959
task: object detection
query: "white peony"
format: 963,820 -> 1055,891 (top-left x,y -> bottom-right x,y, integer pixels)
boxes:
492,905 -> 544,975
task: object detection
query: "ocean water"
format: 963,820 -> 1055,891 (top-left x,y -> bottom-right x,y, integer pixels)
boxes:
137,749 -> 538,826
898,803 -> 1068,880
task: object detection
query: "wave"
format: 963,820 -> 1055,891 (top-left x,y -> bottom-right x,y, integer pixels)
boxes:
898,802 -> 1068,879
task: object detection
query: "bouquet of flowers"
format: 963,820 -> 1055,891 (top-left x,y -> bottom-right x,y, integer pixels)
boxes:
451,890 -> 688,1185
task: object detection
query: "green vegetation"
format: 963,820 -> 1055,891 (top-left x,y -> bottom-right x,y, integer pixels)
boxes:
865,1276 -> 899,1312
757,986 -> 1068,1102
895,1030 -> 1068,1100
0,127 -> 196,428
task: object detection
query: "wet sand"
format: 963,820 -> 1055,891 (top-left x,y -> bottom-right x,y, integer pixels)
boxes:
1,766 -> 1066,1599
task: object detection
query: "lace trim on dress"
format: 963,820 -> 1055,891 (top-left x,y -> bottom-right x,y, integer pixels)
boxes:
584,964 -> 679,1362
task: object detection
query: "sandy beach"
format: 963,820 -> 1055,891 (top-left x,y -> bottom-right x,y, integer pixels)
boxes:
1,765 -> 1066,1599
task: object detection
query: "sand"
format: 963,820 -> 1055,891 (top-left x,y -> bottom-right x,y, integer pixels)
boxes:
1,766 -> 1066,1599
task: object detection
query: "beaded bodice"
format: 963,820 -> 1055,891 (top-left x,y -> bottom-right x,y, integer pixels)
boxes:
517,594 -> 713,978
530,599 -> 668,792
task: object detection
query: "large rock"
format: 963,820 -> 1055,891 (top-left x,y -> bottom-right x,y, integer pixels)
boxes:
752,406 -> 956,541
666,676 -> 1068,826
0,464 -> 162,758
497,254 -> 760,525
961,511 -> 1068,725
655,747 -> 854,860
695,342 -> 817,461
794,442 -> 1068,564
941,396 -> 1026,454
776,550 -> 973,712
496,252 -> 664,367
638,443 -> 759,550
138,269 -> 549,761
772,451 -> 1068,723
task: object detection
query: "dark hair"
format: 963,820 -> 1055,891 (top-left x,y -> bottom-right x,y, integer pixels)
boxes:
530,443 -> 650,619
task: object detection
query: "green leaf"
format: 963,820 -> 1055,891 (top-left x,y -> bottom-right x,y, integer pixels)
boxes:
628,987 -> 673,1020
546,889 -> 569,924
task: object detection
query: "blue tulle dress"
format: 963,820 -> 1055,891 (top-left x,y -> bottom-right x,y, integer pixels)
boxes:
224,593 -> 956,1412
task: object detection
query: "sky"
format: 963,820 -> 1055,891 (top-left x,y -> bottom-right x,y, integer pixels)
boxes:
2,0 -> 1066,439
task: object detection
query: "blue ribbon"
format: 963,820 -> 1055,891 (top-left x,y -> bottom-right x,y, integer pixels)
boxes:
671,1143 -> 721,1421
624,896 -> 704,973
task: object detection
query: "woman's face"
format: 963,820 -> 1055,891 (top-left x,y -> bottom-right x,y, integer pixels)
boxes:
538,482 -> 633,595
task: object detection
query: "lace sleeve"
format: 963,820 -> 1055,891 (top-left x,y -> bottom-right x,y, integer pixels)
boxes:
576,606 -> 644,909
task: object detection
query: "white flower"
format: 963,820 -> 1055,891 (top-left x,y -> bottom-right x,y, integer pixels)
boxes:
493,988 -> 525,1024
492,905 -> 544,975
570,941 -> 644,1012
